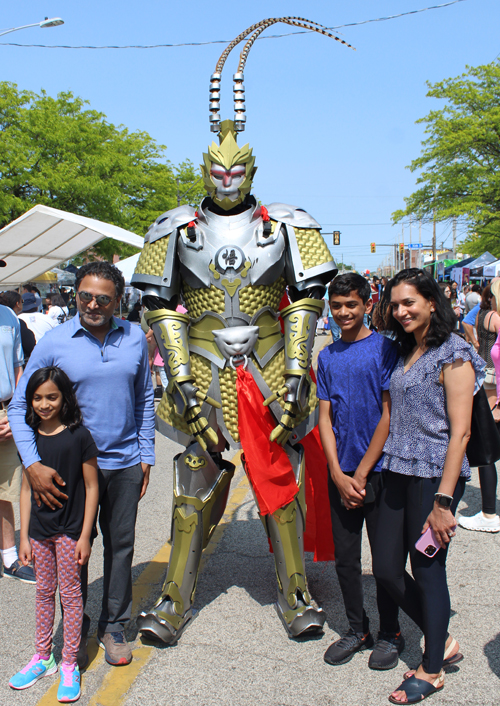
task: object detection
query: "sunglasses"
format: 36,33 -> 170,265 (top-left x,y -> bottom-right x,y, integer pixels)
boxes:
78,291 -> 115,307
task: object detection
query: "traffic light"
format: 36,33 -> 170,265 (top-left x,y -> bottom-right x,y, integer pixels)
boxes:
370,242 -> 376,253
333,230 -> 340,246
399,243 -> 404,254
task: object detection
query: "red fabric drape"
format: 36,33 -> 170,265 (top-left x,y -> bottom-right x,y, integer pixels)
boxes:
236,365 -> 334,561
301,426 -> 335,561
236,366 -> 298,515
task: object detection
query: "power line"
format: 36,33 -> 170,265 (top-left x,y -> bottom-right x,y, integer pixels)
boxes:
322,222 -> 393,226
0,1 -> 468,49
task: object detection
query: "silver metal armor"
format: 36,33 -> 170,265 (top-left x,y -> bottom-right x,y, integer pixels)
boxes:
132,191 -> 336,643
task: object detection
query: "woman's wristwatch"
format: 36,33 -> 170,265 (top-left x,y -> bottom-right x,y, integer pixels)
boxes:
434,493 -> 453,508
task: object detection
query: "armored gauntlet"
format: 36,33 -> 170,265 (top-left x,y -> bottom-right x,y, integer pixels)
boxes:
264,298 -> 323,445
145,309 -> 220,450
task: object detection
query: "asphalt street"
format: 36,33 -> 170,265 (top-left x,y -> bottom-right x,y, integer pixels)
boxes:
1,335 -> 499,706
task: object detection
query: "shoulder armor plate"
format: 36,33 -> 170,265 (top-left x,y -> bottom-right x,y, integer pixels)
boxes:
146,204 -> 197,244
266,203 -> 321,230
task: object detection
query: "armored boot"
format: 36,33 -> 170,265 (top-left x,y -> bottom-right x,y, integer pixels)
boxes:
245,443 -> 326,638
138,442 -> 235,644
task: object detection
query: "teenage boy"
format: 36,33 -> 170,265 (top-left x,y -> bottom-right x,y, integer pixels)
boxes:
317,273 -> 403,670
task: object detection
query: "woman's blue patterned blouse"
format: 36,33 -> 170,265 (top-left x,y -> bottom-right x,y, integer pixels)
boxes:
382,334 -> 486,480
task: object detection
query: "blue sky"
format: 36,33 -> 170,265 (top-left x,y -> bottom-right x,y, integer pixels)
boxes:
1,0 -> 498,271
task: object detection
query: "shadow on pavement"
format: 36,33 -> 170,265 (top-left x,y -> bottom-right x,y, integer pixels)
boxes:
484,633 -> 500,679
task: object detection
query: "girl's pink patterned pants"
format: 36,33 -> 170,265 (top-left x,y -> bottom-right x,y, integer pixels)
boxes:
31,534 -> 82,664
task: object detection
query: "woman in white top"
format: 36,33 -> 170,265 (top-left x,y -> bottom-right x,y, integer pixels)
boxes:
45,293 -> 69,326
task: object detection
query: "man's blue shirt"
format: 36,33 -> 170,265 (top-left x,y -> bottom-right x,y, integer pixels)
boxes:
9,314 -> 155,470
0,304 -> 23,402
316,331 -> 398,473
463,303 -> 480,326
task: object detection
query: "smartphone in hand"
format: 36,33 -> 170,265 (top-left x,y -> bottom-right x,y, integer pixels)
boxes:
415,527 -> 441,557
415,524 -> 457,557
363,482 -> 375,505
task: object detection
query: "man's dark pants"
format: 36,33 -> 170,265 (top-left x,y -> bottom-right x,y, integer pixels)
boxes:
81,463 -> 143,636
328,470 -> 399,636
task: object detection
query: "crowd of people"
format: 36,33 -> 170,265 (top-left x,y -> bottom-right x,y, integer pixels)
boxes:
0,258 -> 497,704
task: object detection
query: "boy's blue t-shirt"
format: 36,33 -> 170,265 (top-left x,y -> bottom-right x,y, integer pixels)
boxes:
316,331 -> 399,473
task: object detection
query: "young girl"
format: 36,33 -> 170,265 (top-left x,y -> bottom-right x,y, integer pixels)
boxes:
9,366 -> 99,703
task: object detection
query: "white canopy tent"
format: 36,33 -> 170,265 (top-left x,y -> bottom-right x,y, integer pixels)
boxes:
483,259 -> 500,278
0,204 -> 143,287
115,253 -> 141,286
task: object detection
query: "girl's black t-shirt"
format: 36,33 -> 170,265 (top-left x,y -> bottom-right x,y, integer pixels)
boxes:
29,426 -> 98,541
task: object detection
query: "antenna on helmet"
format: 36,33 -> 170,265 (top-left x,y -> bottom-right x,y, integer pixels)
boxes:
209,17 -> 355,134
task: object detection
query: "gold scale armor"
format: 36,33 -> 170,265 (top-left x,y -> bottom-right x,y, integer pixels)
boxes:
132,192 -> 336,644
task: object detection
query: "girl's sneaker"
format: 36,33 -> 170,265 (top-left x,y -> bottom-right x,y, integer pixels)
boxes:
9,653 -> 57,689
57,662 -> 81,703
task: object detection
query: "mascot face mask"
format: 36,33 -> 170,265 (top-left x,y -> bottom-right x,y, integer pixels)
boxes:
201,120 -> 257,210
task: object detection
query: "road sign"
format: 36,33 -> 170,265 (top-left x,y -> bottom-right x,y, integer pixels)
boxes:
408,243 -> 424,249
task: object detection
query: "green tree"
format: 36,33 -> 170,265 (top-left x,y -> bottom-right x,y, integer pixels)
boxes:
0,82 -> 205,261
392,61 -> 500,256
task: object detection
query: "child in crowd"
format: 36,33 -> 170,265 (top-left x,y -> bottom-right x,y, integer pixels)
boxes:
317,273 -> 403,670
9,367 -> 99,703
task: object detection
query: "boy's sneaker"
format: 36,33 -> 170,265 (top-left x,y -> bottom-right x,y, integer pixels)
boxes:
368,631 -> 405,670
458,511 -> 500,533
98,631 -> 132,666
57,663 -> 81,703
3,560 -> 36,583
324,628 -> 374,665
9,653 -> 57,689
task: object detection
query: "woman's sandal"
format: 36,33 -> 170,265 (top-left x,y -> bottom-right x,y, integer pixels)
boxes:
442,637 -> 463,668
402,637 -> 463,680
388,670 -> 444,704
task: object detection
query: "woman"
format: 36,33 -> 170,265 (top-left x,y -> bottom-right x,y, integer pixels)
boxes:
45,292 -> 69,326
474,284 -> 499,405
458,283 -> 500,533
438,282 -> 452,301
373,269 -> 484,704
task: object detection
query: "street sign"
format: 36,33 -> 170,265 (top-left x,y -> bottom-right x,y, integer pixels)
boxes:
408,243 -> 424,249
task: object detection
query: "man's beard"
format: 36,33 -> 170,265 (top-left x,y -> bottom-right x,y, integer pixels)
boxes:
80,310 -> 108,328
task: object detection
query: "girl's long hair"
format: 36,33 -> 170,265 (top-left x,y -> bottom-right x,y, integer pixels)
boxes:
25,366 -> 83,431
381,269 -> 457,356
489,279 -> 500,313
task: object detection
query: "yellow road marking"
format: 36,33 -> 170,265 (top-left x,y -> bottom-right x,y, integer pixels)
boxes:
37,451 -> 248,705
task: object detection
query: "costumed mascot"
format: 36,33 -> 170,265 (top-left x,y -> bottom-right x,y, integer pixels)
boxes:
132,17 -> 353,645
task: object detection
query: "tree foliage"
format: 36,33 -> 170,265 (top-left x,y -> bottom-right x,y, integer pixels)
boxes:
0,82 -> 205,261
393,61 -> 500,255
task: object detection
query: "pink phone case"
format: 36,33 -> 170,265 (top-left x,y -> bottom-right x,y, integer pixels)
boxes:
415,527 -> 441,557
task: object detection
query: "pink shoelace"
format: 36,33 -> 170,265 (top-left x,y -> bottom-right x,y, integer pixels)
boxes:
21,655 -> 46,674
60,662 -> 76,687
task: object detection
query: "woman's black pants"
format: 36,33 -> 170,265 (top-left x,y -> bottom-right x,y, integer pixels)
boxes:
372,472 -> 465,674
478,463 -> 497,514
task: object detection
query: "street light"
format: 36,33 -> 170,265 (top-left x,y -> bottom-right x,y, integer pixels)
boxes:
0,17 -> 64,38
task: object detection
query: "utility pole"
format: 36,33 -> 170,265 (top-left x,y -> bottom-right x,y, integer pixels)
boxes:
432,208 -> 437,265
452,216 -> 457,259
419,220 -> 422,269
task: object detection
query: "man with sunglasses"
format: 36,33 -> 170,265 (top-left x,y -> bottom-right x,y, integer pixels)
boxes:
8,261 -> 155,668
